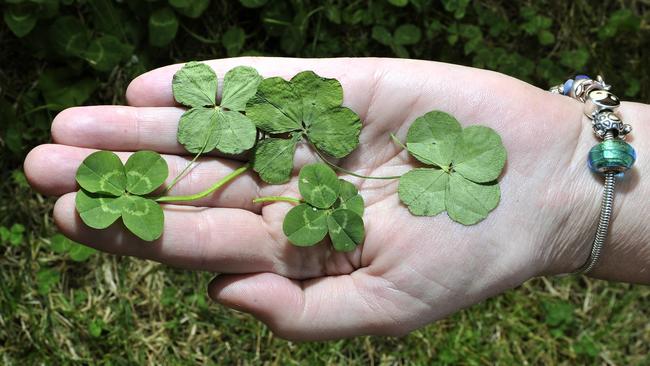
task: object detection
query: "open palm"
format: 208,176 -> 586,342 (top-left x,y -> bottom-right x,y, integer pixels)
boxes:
25,57 -> 594,340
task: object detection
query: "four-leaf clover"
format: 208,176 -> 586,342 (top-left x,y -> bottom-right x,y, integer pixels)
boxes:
282,163 -> 365,252
398,111 -> 507,225
75,150 -> 169,241
174,61 -> 262,155
246,71 -> 362,184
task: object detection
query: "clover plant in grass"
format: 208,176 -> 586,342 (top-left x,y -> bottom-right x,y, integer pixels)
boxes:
254,163 -> 366,252
395,111 -> 507,225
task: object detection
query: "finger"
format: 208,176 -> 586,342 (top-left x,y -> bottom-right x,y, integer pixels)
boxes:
51,106 -> 188,154
54,193 -> 278,273
126,57 -> 377,109
208,271 -> 409,341
25,144 -> 261,210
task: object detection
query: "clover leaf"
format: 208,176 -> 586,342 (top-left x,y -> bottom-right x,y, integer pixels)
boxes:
280,163 -> 365,251
247,71 -> 362,184
398,111 -> 506,225
173,62 -> 262,155
75,151 -> 168,241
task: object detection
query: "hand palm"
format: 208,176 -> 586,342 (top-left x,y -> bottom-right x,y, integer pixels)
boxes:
26,58 -> 585,340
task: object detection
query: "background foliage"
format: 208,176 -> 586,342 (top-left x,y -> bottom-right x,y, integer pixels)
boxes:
1,0 -> 649,364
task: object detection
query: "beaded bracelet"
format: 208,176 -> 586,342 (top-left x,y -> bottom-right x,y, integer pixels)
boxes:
550,75 -> 636,274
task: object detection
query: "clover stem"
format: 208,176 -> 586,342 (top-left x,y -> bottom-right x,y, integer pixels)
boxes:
155,164 -> 249,203
163,149 -> 204,194
389,132 -> 408,150
311,144 -> 401,180
252,196 -> 302,204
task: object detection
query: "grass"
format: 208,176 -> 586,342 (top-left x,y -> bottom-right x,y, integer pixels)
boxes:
1,0 -> 650,364
1,174 -> 649,364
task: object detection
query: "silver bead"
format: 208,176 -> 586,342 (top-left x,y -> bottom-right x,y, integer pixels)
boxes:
584,89 -> 620,118
591,110 -> 631,138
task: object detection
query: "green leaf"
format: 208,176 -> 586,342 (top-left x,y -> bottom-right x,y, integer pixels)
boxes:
221,66 -> 262,112
69,243 -> 97,262
213,110 -> 257,154
327,209 -> 364,252
298,163 -> 340,209
398,168 -> 448,216
51,233 -> 97,261
388,0 -> 409,7
169,0 -> 210,18
290,71 -> 343,124
4,4 -> 37,38
75,190 -> 125,229
88,318 -> 104,337
282,204 -> 329,246
121,196 -> 164,241
335,180 -> 364,216
306,107 -> 361,158
125,151 -> 169,195
50,16 -> 90,57
445,173 -> 500,225
246,77 -> 302,133
239,0 -> 268,8
75,151 -> 126,196
452,125 -> 506,183
222,26 -> 246,57
50,234 -> 72,254
172,61 -> 217,107
85,35 -> 133,72
406,110 -> 462,168
149,7 -> 179,47
36,268 -> 60,295
394,24 -> 422,45
252,137 -> 299,184
177,108 -> 218,154
38,69 -> 98,110
371,25 -> 393,46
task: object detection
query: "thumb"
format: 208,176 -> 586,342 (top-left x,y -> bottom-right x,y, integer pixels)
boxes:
208,272 -> 407,340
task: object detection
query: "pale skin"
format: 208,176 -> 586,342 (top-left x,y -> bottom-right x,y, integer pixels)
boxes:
24,58 -> 650,341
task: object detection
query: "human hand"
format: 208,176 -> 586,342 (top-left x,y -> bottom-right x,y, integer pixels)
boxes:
24,58 -> 649,340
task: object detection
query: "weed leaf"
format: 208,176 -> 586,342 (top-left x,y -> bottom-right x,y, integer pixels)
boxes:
327,208 -> 364,252
334,180 -> 364,216
306,106 -> 361,158
252,136 -> 299,184
452,125 -> 506,183
75,151 -> 126,196
214,110 -> 257,154
125,150 -> 169,195
406,111 -> 462,167
398,168 -> 448,216
282,204 -> 329,246
121,196 -> 164,241
445,173 -> 500,225
75,190 -> 125,229
246,77 -> 302,133
290,71 -> 343,123
172,61 -> 217,107
221,66 -> 262,111
298,163 -> 340,209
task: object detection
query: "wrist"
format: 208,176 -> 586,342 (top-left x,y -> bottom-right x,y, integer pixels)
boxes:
542,100 -> 649,282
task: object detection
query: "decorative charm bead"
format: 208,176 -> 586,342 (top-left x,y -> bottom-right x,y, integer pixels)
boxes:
584,89 -> 621,118
562,79 -> 574,95
591,110 -> 632,138
588,139 -> 637,173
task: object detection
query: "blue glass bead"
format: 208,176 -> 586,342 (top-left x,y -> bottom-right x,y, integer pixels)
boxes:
588,140 -> 636,174
575,74 -> 590,80
563,79 -> 574,95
